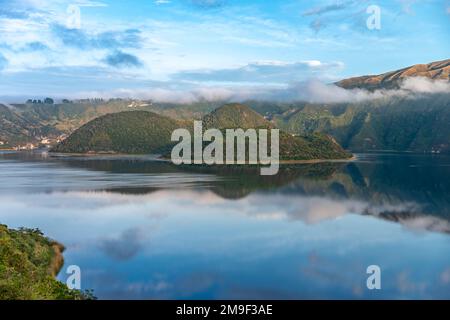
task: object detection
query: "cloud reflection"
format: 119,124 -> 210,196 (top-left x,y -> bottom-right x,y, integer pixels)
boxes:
1,189 -> 449,235
99,227 -> 148,261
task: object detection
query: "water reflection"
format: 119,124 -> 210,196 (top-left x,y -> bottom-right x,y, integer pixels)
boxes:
1,151 -> 449,234
0,151 -> 449,299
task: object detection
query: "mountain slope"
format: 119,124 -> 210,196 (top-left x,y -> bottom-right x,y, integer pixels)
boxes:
273,93 -> 450,153
0,99 -> 221,147
336,58 -> 450,90
0,104 -> 50,146
52,111 -> 182,154
268,58 -> 450,153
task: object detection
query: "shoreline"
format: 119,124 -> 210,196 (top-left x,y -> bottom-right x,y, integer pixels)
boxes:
46,151 -> 357,164
276,155 -> 357,164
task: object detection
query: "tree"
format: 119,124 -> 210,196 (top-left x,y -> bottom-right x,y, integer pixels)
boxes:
44,97 -> 54,104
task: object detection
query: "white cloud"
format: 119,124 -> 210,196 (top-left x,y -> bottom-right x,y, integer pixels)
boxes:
278,77 -> 450,103
400,216 -> 450,234
401,76 -> 450,94
75,0 -> 108,7
173,60 -> 344,84
0,0 -> 447,100
72,85 -> 261,104
396,271 -> 428,295
441,268 -> 450,284
62,76 -> 449,104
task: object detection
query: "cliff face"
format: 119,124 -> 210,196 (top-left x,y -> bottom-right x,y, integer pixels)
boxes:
48,242 -> 65,278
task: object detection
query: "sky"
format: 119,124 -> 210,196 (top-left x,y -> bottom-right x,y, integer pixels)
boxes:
0,0 -> 449,102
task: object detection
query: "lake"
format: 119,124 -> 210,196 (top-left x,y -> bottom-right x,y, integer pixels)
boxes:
0,151 -> 449,299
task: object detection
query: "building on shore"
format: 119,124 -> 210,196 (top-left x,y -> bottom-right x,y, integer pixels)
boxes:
15,143 -> 36,151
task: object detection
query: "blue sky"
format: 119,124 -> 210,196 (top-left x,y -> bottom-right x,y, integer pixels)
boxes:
0,0 -> 448,102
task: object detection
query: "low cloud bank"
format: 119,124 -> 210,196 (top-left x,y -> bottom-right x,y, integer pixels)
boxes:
74,77 -> 450,104
279,77 -> 450,103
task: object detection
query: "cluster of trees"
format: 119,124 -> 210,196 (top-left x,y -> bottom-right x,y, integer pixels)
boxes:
25,98 -> 78,104
24,97 -> 139,106
77,98 -> 105,103
26,97 -> 54,105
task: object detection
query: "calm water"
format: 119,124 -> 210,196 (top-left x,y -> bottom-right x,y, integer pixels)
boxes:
0,151 -> 449,299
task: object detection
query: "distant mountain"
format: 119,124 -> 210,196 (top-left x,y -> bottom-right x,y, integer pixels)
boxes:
0,104 -> 58,146
336,58 -> 449,90
52,111 -> 182,154
52,104 -> 352,161
0,99 -> 220,147
272,93 -> 450,153
262,58 -> 450,153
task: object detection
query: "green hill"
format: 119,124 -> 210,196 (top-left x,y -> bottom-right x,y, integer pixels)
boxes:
52,104 -> 352,160
203,103 -> 273,129
52,111 -> 183,154
202,103 -> 352,161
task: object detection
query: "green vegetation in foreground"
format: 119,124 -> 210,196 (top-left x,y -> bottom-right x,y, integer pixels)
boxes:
52,104 -> 352,161
0,224 -> 94,300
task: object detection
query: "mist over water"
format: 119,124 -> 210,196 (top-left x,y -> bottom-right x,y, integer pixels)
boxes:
0,151 -> 449,299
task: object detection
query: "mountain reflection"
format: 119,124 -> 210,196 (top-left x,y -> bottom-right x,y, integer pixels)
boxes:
1,151 -> 450,234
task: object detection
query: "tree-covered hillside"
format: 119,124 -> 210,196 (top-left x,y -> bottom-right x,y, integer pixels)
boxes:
202,103 -> 352,161
0,225 -> 92,300
52,111 -> 184,154
52,104 -> 352,160
270,93 -> 450,153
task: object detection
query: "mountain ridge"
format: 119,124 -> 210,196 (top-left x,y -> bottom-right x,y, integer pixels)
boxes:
336,58 -> 450,90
